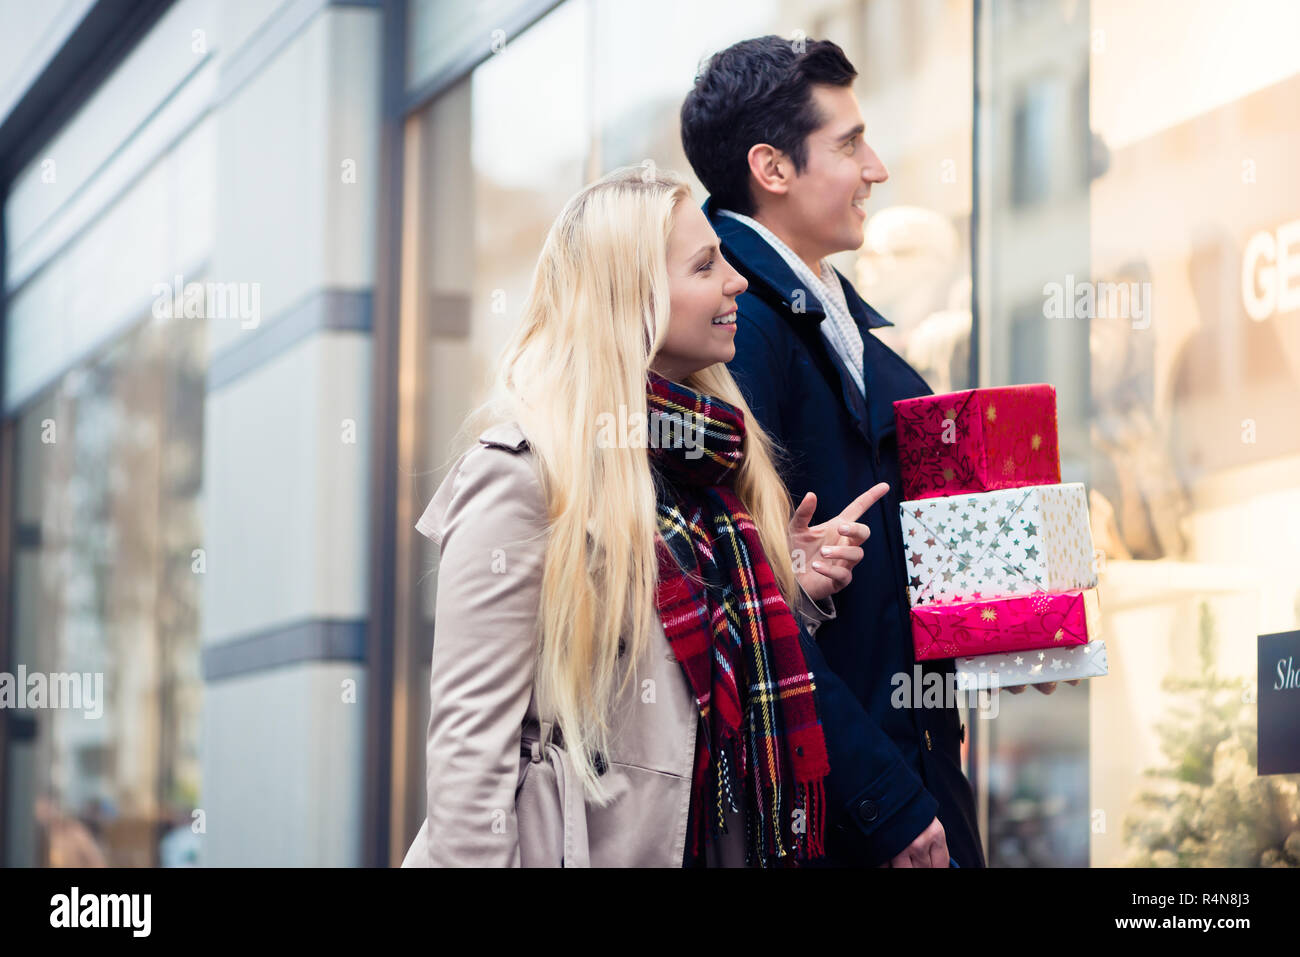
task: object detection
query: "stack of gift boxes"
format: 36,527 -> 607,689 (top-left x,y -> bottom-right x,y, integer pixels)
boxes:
892,384 -> 1108,691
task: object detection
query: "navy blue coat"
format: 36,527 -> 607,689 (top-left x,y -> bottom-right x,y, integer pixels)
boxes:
707,198 -> 986,868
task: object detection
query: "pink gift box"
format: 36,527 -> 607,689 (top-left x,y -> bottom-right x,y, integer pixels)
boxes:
894,385 -> 1061,500
910,589 -> 1097,661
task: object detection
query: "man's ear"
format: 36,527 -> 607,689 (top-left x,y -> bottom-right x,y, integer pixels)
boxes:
747,142 -> 792,201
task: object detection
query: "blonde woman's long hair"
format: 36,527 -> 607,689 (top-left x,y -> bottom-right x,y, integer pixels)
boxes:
462,166 -> 798,803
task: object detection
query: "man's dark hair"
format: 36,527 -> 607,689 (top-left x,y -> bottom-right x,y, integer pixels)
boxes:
680,35 -> 858,216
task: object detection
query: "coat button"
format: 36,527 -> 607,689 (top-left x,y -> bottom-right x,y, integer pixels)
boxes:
856,799 -> 879,823
925,729 -> 933,751
795,745 -> 804,756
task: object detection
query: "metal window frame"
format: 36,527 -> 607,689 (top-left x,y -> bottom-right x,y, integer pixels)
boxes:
401,0 -> 563,116
363,0 -> 408,870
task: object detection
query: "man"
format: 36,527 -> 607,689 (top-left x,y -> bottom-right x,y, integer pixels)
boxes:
680,35 -> 991,868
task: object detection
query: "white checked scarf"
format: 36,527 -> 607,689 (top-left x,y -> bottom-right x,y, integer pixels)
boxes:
717,209 -> 866,397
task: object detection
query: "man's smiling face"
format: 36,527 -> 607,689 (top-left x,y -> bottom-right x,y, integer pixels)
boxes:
779,83 -> 889,262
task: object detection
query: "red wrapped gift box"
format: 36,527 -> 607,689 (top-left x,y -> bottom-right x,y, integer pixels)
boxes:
910,589 -> 1096,661
894,385 -> 1061,500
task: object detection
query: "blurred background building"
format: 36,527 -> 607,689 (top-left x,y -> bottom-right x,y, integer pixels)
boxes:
0,0 -> 1297,867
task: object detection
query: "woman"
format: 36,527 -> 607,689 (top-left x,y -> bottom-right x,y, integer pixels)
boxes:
401,166 -> 885,867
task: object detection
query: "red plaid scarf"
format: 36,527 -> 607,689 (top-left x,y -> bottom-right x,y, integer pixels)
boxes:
646,370 -> 830,866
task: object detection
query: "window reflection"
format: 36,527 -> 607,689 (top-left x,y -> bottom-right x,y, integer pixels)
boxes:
4,314 -> 205,867
1088,37 -> 1300,862
976,0 -> 1094,867
395,0 -> 980,854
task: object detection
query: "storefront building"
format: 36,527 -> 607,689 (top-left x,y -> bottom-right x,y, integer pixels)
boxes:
2,0 -> 1297,867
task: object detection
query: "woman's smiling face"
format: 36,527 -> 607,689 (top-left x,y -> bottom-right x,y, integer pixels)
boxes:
652,202 -> 749,382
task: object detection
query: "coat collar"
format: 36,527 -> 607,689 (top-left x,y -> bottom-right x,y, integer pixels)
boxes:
703,196 -> 894,332
705,197 -> 916,447
477,421 -> 529,452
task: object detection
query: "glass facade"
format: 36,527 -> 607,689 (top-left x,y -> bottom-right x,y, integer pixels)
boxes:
973,0 -> 1094,867
2,0 -> 379,867
1083,0 -> 1300,867
973,0 -> 1300,867
2,0 -> 220,865
2,0 -> 1298,867
5,315 -> 205,867
393,0 -> 982,854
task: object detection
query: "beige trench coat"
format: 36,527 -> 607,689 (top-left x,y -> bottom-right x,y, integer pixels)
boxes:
400,421 -> 834,867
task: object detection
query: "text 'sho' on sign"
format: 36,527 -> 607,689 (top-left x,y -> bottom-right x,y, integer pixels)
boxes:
1259,629 -> 1300,775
